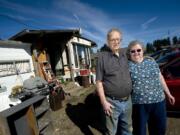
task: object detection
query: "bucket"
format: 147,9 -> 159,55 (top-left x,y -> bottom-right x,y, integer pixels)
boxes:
81,76 -> 90,88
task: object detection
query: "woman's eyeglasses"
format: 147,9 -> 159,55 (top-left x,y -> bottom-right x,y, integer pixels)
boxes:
130,49 -> 142,54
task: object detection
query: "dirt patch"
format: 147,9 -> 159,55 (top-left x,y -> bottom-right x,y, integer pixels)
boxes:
48,82 -> 180,135
166,117 -> 180,135
50,83 -> 103,135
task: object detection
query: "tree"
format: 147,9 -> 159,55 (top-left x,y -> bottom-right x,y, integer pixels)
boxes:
100,44 -> 109,52
146,43 -> 155,54
178,37 -> 180,44
166,37 -> 171,45
172,36 -> 178,45
153,40 -> 162,51
152,37 -> 171,50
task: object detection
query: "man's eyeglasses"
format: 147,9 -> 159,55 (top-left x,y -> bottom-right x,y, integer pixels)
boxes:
109,38 -> 122,43
130,49 -> 142,54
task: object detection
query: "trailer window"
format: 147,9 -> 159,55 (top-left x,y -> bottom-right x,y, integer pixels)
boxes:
0,60 -> 31,77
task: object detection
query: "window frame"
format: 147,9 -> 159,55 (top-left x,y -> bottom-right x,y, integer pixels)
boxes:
0,60 -> 31,77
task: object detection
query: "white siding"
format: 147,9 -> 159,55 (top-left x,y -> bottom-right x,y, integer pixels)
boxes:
72,37 -> 91,46
0,41 -> 35,95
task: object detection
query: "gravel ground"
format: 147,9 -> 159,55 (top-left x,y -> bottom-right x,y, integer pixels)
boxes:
48,83 -> 180,135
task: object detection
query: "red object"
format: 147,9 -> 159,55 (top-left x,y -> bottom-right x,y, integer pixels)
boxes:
165,79 -> 180,113
80,69 -> 90,76
159,54 -> 180,113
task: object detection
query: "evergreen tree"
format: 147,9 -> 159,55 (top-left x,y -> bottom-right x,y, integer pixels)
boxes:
153,40 -> 162,51
167,37 -> 171,45
100,44 -> 109,52
146,43 -> 154,54
152,37 -> 171,50
172,36 -> 178,45
178,37 -> 180,44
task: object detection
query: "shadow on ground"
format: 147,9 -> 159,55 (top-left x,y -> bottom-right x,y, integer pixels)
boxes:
167,112 -> 180,118
66,93 -> 105,135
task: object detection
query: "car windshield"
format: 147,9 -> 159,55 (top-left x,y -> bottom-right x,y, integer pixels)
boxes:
151,49 -> 171,60
165,59 -> 180,78
156,51 -> 180,64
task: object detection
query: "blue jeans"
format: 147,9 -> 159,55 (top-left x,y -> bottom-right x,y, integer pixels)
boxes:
132,100 -> 166,135
103,96 -> 132,135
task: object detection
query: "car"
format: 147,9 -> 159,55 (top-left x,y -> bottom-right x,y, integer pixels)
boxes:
157,51 -> 180,66
150,49 -> 170,60
159,53 -> 180,114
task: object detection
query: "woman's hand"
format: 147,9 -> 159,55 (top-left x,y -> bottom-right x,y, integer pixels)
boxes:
167,94 -> 175,105
159,73 -> 176,105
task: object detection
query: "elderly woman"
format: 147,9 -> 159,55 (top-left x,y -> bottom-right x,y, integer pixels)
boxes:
127,40 -> 175,135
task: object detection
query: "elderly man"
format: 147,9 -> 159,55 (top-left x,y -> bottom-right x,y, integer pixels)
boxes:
96,28 -> 132,135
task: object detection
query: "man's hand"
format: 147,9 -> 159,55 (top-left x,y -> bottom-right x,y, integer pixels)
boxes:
102,100 -> 114,116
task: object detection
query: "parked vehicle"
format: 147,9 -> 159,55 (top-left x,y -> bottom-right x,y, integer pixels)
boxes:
151,47 -> 180,60
157,51 -> 180,66
150,49 -> 170,60
159,53 -> 180,114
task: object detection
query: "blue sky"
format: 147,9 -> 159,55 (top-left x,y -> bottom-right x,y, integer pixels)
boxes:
0,0 -> 180,50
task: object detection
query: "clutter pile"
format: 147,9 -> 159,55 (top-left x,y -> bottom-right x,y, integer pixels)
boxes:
8,74 -> 66,112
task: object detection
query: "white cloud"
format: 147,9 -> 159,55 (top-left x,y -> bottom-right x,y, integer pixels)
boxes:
170,28 -> 180,36
1,0 -> 180,49
0,0 -> 138,48
133,25 -> 180,45
141,17 -> 158,30
52,0 -> 136,47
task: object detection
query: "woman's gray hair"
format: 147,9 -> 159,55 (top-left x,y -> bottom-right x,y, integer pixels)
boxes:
127,40 -> 145,59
